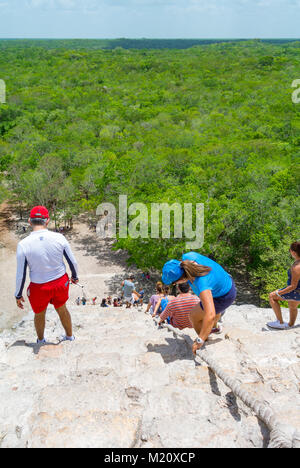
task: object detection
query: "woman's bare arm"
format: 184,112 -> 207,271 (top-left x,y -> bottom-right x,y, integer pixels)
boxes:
153,297 -> 162,317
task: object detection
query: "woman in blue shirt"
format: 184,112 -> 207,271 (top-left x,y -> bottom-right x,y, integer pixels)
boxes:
162,252 -> 236,355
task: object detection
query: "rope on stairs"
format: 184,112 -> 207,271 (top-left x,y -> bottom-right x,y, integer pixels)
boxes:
152,317 -> 300,449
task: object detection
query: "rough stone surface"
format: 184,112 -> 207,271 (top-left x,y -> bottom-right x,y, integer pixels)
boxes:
0,304 -> 299,448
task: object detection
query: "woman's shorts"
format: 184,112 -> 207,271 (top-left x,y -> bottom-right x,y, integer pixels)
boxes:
277,289 -> 300,301
200,280 -> 237,316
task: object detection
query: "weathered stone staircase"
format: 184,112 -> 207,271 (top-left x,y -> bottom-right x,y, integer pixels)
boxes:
0,304 -> 299,448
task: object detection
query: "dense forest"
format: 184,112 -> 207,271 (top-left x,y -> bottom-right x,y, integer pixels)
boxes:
0,38 -> 298,50
0,39 -> 299,301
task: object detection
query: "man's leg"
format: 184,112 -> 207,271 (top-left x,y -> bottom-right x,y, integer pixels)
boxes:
288,301 -> 300,327
34,310 -> 47,341
269,294 -> 284,323
56,303 -> 73,338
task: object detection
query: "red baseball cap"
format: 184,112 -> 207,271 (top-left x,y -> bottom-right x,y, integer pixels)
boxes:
30,206 -> 49,219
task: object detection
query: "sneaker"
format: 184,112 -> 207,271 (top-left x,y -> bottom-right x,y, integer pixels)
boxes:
36,338 -> 47,344
210,325 -> 223,335
59,335 -> 75,342
267,320 -> 290,330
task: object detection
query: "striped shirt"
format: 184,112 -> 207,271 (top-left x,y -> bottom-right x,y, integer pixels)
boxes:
159,294 -> 200,330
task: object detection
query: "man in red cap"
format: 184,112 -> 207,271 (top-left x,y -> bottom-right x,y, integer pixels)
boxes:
15,206 -> 79,344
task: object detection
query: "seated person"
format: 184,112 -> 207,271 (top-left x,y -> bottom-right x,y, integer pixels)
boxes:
107,296 -> 112,305
152,285 -> 175,318
101,298 -> 109,308
158,282 -> 200,330
145,282 -> 164,314
132,292 -> 140,306
138,289 -> 145,305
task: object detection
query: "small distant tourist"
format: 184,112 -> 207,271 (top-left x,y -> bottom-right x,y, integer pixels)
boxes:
268,241 -> 300,330
132,291 -> 140,307
81,297 -> 87,306
138,288 -> 145,306
121,275 -> 140,308
158,282 -> 200,329
76,297 -> 81,306
92,297 -> 97,305
152,285 -> 175,318
97,210 -> 113,238
162,252 -> 237,355
107,296 -> 112,306
101,298 -> 109,308
145,282 -> 164,315
15,206 -> 78,344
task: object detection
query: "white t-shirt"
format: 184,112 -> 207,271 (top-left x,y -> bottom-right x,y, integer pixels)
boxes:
15,229 -> 78,299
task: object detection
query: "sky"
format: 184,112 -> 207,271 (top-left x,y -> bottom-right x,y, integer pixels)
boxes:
0,0 -> 299,39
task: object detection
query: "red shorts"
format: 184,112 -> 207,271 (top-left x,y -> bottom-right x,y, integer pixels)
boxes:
27,274 -> 70,314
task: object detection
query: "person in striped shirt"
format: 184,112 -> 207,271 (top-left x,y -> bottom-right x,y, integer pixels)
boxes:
158,282 -> 200,330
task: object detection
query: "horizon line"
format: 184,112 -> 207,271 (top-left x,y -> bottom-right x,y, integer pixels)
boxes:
0,37 -> 299,40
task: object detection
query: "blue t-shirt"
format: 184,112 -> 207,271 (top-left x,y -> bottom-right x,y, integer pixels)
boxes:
182,252 -> 232,298
160,297 -> 169,312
